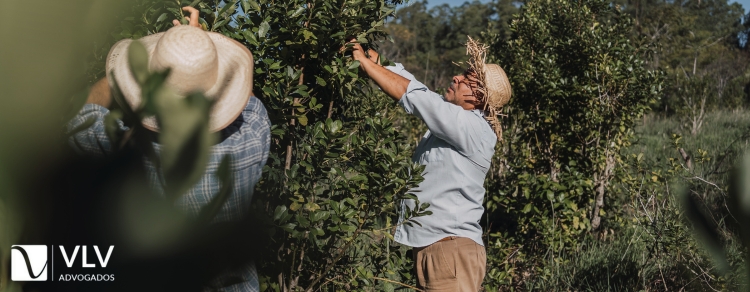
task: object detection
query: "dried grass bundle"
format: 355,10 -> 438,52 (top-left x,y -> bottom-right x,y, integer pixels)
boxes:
459,36 -> 511,141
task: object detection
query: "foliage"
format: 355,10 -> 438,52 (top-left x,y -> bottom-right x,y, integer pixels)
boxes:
8,0 -> 750,291
378,0 -> 519,91
0,1 -> 130,290
619,0 -> 748,114
668,74 -> 717,135
679,111 -> 750,289
631,111 -> 750,290
1,2 -> 279,291
482,0 -> 662,287
90,1 -> 431,291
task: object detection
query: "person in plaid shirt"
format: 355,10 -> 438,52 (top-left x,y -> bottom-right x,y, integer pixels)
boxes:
66,7 -> 270,292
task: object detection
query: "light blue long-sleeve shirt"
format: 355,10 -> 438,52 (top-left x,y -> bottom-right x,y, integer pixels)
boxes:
388,63 -> 497,248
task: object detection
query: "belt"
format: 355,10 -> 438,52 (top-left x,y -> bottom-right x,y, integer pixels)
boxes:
437,236 -> 458,242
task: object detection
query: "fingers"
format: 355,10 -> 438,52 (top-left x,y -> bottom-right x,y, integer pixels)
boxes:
340,39 -> 361,53
173,6 -> 201,28
367,49 -> 380,64
183,6 -> 201,28
342,38 -> 373,63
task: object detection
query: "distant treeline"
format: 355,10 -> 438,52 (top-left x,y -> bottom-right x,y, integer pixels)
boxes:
383,0 -> 750,130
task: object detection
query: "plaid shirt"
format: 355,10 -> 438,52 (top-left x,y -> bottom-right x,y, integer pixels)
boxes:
66,96 -> 271,292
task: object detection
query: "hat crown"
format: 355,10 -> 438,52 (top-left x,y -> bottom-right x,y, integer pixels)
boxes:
483,64 -> 511,108
149,25 -> 218,97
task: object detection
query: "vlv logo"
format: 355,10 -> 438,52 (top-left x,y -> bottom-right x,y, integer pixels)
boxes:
10,245 -> 48,281
59,245 -> 114,268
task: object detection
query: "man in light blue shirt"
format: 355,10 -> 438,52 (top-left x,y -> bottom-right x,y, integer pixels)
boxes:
348,40 -> 511,291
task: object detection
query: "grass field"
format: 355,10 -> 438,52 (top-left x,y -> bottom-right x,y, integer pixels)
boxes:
517,110 -> 750,291
631,110 -> 750,167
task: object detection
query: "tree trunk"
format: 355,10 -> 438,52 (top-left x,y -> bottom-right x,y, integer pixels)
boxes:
679,148 -> 693,170
591,152 -> 615,231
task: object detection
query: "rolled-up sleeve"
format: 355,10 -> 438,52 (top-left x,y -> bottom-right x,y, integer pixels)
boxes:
396,73 -> 479,154
66,104 -> 126,157
385,63 -> 417,81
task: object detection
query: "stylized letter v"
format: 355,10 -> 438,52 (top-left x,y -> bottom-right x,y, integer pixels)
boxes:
10,246 -> 47,279
59,245 -> 80,268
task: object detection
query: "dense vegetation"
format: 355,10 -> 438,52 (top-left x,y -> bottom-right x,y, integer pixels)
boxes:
3,0 -> 750,291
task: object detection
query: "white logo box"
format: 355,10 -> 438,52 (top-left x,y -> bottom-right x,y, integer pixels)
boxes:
11,245 -> 48,281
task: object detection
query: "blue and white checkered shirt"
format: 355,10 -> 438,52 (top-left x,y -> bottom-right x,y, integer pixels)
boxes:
66,96 -> 271,292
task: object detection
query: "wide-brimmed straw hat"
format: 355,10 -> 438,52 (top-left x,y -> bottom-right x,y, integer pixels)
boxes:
464,37 -> 512,141
106,25 -> 254,132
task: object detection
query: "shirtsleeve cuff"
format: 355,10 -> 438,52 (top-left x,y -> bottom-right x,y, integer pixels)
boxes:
398,79 -> 430,114
385,63 -> 416,81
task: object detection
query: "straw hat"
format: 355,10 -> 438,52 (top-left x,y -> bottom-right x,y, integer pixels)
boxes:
464,37 -> 511,141
106,25 -> 254,132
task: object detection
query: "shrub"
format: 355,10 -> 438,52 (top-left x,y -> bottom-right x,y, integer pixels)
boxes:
96,1 -> 428,291
482,0 -> 662,287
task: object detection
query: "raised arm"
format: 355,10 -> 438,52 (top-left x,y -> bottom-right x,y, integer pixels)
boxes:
346,42 -> 488,154
349,42 -> 410,101
86,78 -> 113,108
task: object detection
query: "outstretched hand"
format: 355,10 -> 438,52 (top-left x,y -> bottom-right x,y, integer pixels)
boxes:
343,38 -> 381,65
172,6 -> 203,29
341,38 -> 408,102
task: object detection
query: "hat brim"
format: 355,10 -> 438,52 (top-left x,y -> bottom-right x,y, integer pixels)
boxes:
106,31 -> 254,132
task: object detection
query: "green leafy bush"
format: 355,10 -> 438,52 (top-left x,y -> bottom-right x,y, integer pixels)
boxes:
482,0 -> 662,287
92,1 -> 428,291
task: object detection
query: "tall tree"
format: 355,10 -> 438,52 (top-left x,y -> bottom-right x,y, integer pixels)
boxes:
379,0 -> 518,91
619,0 -> 748,117
483,0 -> 661,286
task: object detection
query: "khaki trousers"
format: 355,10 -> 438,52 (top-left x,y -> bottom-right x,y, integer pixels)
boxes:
412,237 -> 486,292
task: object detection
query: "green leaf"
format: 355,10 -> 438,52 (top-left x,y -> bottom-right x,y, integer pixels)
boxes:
522,203 -> 533,213
103,110 -> 125,146
258,21 -> 270,39
127,40 -> 149,85
239,0 -> 251,14
280,223 -> 296,232
155,90 -> 217,202
330,120 -> 342,133
195,155 -> 233,223
341,224 -> 357,232
217,3 -> 236,19
304,202 -> 320,211
242,0 -> 260,12
302,30 -> 316,40
156,13 -> 168,23
291,6 -> 305,18
348,60 -> 360,70
682,187 -> 729,274
273,205 -> 288,221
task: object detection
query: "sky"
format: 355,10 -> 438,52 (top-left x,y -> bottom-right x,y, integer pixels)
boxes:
734,0 -> 750,12
418,0 -> 750,13
421,0 -> 492,8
